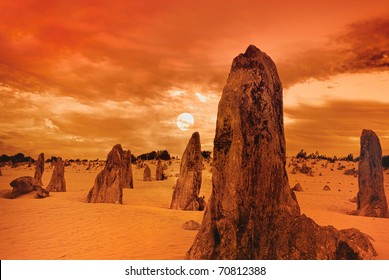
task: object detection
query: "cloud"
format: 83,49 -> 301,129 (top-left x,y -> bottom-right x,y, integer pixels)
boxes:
278,18 -> 389,88
285,100 -> 389,156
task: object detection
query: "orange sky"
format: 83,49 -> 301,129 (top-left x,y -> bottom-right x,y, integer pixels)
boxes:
1,0 -> 389,159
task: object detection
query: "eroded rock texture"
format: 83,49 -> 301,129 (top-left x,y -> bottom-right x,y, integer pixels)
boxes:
46,157 -> 66,192
34,153 -> 44,186
156,160 -> 166,180
9,176 -> 41,198
143,164 -> 152,181
87,144 -> 132,203
170,132 -> 203,210
185,45 -> 376,260
354,130 -> 388,217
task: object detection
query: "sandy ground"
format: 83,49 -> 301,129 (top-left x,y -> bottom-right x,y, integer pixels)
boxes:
0,159 -> 388,260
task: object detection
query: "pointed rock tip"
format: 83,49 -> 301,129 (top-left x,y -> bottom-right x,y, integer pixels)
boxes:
244,45 -> 262,57
191,131 -> 200,139
112,144 -> 123,151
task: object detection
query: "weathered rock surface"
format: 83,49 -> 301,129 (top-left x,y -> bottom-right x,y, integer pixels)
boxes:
182,220 -> 201,230
156,160 -> 166,180
34,153 -> 44,186
87,144 -> 132,203
9,176 -> 41,198
197,196 -> 206,211
143,164 -> 152,181
170,132 -> 203,210
344,168 -> 358,176
292,183 -> 303,192
0,168 -> 2,176
46,157 -> 66,192
354,130 -> 388,217
186,45 -> 376,260
123,151 -> 134,189
35,187 -> 50,199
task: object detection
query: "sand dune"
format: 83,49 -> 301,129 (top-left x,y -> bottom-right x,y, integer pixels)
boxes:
0,159 -> 388,259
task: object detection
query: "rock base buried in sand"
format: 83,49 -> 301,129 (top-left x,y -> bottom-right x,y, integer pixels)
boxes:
35,187 -> 50,199
292,183 -> 303,192
185,45 -> 376,260
323,185 -> 331,191
143,164 -> 152,181
182,220 -> 200,230
87,144 -> 132,204
9,176 -> 41,199
156,160 -> 167,180
34,153 -> 44,186
46,157 -> 66,192
170,132 -> 203,211
354,129 -> 388,218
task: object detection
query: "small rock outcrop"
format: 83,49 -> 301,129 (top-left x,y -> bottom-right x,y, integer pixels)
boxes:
35,187 -> 50,199
185,45 -> 376,260
170,132 -> 203,211
87,144 -> 132,204
323,185 -> 331,191
34,153 -> 44,186
143,164 -> 152,181
182,220 -> 201,230
156,160 -> 166,180
46,157 -> 66,192
197,196 -> 207,211
9,176 -> 40,198
354,130 -> 388,217
292,183 -> 304,192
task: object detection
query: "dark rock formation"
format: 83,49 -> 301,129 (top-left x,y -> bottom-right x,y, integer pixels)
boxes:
300,163 -> 311,174
170,132 -> 203,210
354,130 -> 388,217
185,45 -> 376,260
323,185 -> 331,191
46,157 -> 66,192
143,164 -> 152,181
87,144 -> 132,203
35,187 -> 49,199
156,160 -> 166,180
123,151 -> 134,189
197,196 -> 206,211
0,168 -> 2,176
34,153 -> 44,186
344,168 -> 358,176
9,176 -> 40,198
182,220 -> 201,230
292,183 -> 303,192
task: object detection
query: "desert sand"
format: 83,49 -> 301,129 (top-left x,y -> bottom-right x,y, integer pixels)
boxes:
0,158 -> 388,259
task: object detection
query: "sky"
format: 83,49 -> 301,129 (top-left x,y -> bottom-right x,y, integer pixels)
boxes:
0,0 -> 389,159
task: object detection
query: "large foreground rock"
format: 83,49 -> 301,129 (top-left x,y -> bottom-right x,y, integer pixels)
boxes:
87,144 -> 132,204
46,157 -> 66,192
9,176 -> 41,198
170,132 -> 203,210
34,153 -> 44,186
186,45 -> 376,260
354,130 -> 388,217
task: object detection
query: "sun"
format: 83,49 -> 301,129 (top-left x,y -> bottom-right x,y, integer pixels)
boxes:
176,113 -> 194,131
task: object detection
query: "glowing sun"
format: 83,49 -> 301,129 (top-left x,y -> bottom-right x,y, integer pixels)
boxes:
176,113 -> 194,131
